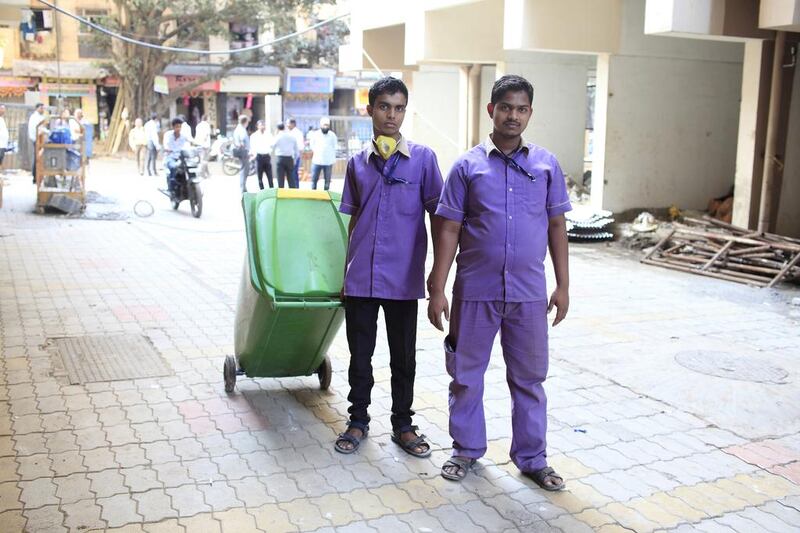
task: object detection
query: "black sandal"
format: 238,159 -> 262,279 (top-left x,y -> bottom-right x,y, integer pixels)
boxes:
441,457 -> 476,481
525,466 -> 565,491
391,425 -> 432,458
334,423 -> 368,454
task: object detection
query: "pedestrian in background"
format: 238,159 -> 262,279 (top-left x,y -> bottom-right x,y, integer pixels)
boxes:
273,123 -> 298,189
287,118 -> 304,186
144,113 -> 161,176
28,103 -> 46,183
194,115 -> 211,156
0,105 -> 8,169
250,120 -> 274,190
128,117 -> 148,175
308,117 -> 338,191
232,114 -> 251,193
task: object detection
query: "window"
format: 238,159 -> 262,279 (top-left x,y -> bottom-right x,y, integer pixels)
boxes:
78,9 -> 110,59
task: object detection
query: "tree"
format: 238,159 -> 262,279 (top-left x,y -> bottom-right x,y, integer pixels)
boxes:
97,0 -> 342,151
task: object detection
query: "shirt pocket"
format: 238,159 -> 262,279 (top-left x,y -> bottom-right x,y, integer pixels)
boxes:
392,182 -> 422,216
523,172 -> 547,215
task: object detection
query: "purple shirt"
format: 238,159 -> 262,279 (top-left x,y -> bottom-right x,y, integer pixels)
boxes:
340,137 -> 444,300
436,136 -> 571,303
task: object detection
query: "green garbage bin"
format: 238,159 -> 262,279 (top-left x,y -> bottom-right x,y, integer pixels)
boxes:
226,188 -> 349,392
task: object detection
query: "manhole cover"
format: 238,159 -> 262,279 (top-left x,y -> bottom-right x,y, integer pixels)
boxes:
51,334 -> 172,384
674,350 -> 789,384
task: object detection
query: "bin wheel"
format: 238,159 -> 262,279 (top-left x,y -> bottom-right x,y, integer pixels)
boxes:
224,355 -> 237,393
317,356 -> 332,390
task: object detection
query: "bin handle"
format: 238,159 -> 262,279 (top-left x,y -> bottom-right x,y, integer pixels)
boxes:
274,299 -> 343,309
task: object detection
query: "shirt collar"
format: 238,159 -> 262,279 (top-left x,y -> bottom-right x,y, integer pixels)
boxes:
484,134 -> 530,157
369,135 -> 411,159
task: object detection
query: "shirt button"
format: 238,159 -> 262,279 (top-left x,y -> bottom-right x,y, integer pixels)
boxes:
509,188 -> 513,192
508,215 -> 513,220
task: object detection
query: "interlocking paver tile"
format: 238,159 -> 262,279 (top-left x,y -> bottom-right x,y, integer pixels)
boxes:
212,507 -> 261,531
228,476 -> 274,508
291,469 -> 336,498
0,509 -> 27,532
142,518 -> 185,532
339,488 -> 391,521
166,485 -> 212,517
427,504 -> 487,532
133,488 -> 178,522
23,504 -> 66,533
0,482 -> 22,512
81,447 -> 118,471
18,477 -> 58,509
99,493 -> 143,528
573,508 -> 616,528
122,465 -> 163,492
249,503 -> 297,532
199,480 -> 242,511
737,506 -> 795,532
198,434 -> 236,457
16,454 -> 53,481
311,493 -> 361,526
62,498 -> 106,531
279,498 -> 332,530
142,441 -> 180,465
87,469 -> 129,498
113,443 -> 148,468
54,473 -> 94,504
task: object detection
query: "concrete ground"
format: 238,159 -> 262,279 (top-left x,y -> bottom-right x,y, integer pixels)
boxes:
0,157 -> 799,532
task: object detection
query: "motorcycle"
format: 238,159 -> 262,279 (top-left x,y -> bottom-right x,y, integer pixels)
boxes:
221,151 -> 256,177
165,147 -> 204,218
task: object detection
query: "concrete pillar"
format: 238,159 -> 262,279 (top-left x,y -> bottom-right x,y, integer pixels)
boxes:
732,40 -> 771,230
592,54 -> 610,211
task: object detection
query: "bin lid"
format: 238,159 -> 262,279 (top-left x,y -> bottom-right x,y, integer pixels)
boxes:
242,189 -> 349,298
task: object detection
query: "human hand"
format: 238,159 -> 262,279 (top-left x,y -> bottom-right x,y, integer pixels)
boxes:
427,290 -> 450,331
547,286 -> 569,326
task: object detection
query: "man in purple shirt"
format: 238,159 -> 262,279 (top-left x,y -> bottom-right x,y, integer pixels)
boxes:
336,77 -> 444,457
428,75 -> 571,490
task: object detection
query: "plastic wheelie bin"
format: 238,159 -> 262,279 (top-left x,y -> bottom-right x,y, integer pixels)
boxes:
226,188 -> 349,392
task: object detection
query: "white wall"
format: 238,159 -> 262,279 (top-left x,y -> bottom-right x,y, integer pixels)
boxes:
597,0 -> 744,212
503,50 -> 594,180
776,62 -> 800,237
408,65 -> 464,173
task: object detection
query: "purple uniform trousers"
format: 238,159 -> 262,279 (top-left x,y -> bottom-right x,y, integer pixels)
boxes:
445,299 -> 549,473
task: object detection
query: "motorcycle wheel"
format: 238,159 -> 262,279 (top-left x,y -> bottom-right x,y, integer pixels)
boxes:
222,157 -> 240,176
189,184 -> 203,218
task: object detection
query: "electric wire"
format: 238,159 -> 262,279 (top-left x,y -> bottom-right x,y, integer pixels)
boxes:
36,0 -> 349,55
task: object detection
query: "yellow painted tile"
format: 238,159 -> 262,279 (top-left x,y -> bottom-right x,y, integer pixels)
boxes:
668,485 -> 737,517
484,438 -> 512,465
279,499 -> 332,530
545,481 -> 611,514
340,488 -> 391,520
573,508 -> 616,528
646,492 -> 708,522
712,478 -> 770,506
600,502 -> 661,533
369,485 -> 420,515
399,479 -> 448,509
627,497 -> 683,529
213,508 -> 260,532
550,454 -> 597,479
179,513 -> 222,533
311,493 -> 361,526
596,525 -> 640,533
143,519 -> 184,533
736,472 -> 800,498
424,475 -> 479,505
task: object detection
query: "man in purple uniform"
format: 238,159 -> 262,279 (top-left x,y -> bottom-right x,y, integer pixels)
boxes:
427,75 -> 571,490
336,77 -> 444,457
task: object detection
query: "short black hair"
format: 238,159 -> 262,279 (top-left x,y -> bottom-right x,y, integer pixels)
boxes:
491,75 -> 534,105
171,117 -> 183,127
368,76 -> 408,107
277,122 -> 285,130
35,103 -> 44,110
287,118 -> 296,125
150,112 -> 157,120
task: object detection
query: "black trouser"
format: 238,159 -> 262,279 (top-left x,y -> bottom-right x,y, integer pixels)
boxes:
146,141 -> 158,176
345,297 -> 418,432
276,156 -> 294,188
256,154 -> 273,189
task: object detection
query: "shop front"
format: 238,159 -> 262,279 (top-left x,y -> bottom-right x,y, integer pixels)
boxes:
218,67 -> 281,134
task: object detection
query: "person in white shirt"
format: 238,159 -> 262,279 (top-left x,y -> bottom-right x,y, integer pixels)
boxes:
232,115 -> 251,193
0,105 -> 8,169
250,120 -> 274,189
273,122 -> 299,189
194,115 -> 211,150
163,117 -> 191,193
287,118 -> 304,187
178,115 -> 193,143
144,113 -> 161,176
28,103 -> 46,181
308,117 -> 338,191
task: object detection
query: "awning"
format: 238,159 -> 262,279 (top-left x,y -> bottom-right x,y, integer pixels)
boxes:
163,64 -> 280,94
38,83 -> 96,97
12,59 -> 110,80
0,76 -> 36,97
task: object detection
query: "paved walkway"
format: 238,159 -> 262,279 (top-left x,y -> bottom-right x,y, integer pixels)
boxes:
0,160 -> 799,532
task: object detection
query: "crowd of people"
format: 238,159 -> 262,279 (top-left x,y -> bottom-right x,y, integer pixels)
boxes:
132,113 -> 339,195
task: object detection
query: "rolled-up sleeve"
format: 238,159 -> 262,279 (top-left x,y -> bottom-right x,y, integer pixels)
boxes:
435,161 -> 468,222
339,158 -> 360,215
422,149 -> 444,214
546,155 -> 572,218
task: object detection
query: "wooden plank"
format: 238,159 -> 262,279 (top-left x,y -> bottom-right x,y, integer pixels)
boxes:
675,228 -> 800,252
643,257 -> 768,287
729,244 -> 772,256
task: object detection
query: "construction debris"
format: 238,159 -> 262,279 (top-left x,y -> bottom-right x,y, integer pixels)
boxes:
566,207 -> 614,242
631,212 -> 658,233
641,216 -> 800,288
